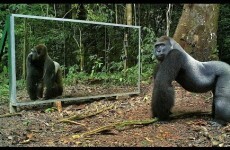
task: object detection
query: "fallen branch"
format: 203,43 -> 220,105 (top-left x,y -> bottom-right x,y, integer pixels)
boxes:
71,112 -> 211,139
115,119 -> 157,129
0,113 -> 22,118
58,105 -> 114,123
72,118 -> 158,139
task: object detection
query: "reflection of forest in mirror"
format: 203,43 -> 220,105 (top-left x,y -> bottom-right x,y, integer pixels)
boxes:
14,17 -> 140,102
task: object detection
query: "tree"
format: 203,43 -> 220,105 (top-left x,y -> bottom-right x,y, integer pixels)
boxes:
126,4 -> 132,25
166,4 -> 173,36
22,18 -> 28,80
123,4 -> 132,71
173,4 -> 220,61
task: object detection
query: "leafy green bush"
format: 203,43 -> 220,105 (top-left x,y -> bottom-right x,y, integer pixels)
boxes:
140,27 -> 157,83
0,66 -> 9,103
89,55 -> 103,77
218,4 -> 230,64
64,65 -> 79,85
63,26 -> 158,86
16,79 -> 26,90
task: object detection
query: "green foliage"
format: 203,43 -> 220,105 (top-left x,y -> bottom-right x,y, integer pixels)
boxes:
108,61 -> 123,72
123,65 -> 139,85
16,79 -> 26,90
85,4 -> 114,22
217,4 -> 230,64
64,64 -> 139,86
64,65 -> 79,85
0,66 -> 9,103
0,29 -> 2,39
45,107 -> 57,113
22,120 -> 31,126
89,55 -> 103,77
141,140 -> 151,147
141,27 -> 157,83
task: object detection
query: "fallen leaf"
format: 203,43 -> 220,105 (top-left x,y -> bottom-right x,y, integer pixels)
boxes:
27,133 -> 33,139
145,137 -> 153,143
19,139 -> 30,144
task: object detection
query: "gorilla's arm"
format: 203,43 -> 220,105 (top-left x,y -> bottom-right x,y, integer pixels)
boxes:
43,59 -> 56,99
26,53 -> 43,100
152,49 -> 183,119
43,60 -> 63,99
26,65 -> 39,100
155,49 -> 184,85
53,61 -> 63,95
153,63 -> 160,79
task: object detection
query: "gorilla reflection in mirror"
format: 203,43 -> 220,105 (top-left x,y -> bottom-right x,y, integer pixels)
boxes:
26,44 -> 63,100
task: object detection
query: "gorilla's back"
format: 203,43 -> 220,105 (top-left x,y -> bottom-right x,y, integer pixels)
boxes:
175,53 -> 221,93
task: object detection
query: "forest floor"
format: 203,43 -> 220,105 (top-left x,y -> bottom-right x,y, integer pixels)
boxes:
1,82 -> 230,147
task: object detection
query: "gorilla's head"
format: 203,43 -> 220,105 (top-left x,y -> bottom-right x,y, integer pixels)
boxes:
153,36 -> 173,61
29,44 -> 48,62
154,36 -> 186,61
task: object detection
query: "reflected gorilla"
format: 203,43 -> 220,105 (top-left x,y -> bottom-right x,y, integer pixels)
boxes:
152,36 -> 230,125
26,44 -> 63,100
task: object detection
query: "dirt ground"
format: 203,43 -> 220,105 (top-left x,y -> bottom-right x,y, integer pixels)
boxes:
1,82 -> 230,147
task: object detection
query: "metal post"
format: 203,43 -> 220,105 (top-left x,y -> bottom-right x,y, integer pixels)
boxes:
8,15 -> 17,113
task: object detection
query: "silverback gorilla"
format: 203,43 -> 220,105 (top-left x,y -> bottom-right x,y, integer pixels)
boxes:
152,36 -> 230,125
26,44 -> 63,100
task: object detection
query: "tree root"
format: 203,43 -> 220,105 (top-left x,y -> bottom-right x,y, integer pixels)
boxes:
0,113 -> 22,118
72,118 -> 158,139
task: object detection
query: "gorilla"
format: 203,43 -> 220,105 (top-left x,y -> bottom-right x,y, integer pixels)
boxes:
152,35 -> 230,125
26,44 -> 63,100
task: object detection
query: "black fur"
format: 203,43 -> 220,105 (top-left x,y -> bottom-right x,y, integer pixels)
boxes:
26,44 -> 63,100
152,36 -> 230,124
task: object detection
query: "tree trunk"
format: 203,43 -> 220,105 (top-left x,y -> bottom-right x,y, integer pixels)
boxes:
79,27 -> 84,72
73,27 -> 84,72
123,4 -> 132,71
55,4 -> 71,18
115,4 -> 118,24
166,4 -> 173,36
71,4 -> 77,19
134,4 -> 137,26
126,4 -> 132,25
22,18 -> 28,80
173,4 -> 220,61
